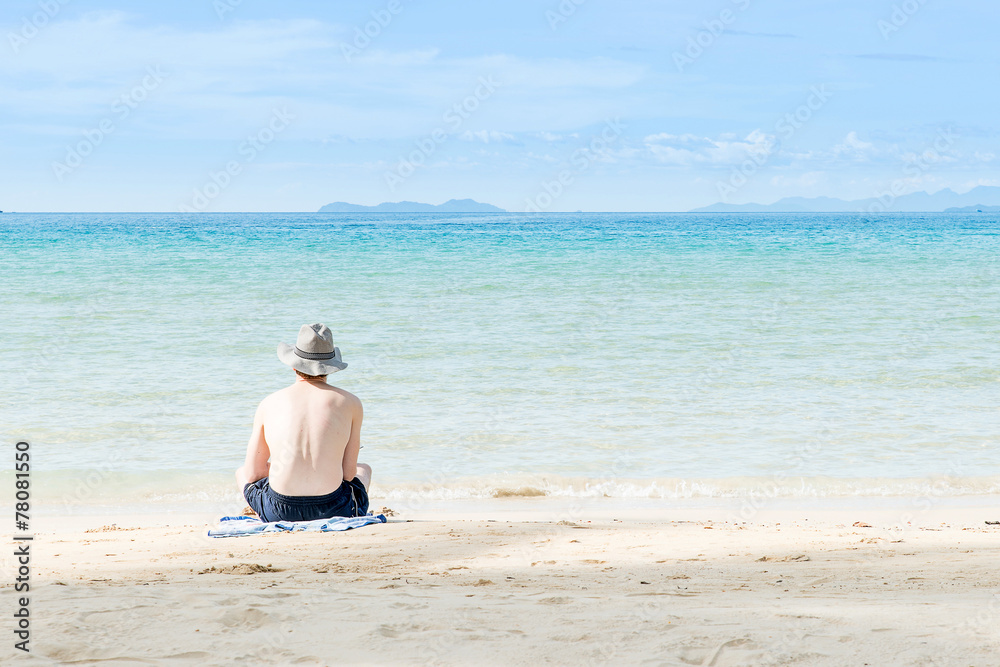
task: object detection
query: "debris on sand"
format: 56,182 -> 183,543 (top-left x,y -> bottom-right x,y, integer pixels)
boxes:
84,524 -> 138,533
756,554 -> 810,562
199,563 -> 279,575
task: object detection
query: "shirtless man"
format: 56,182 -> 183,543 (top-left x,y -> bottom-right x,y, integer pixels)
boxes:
235,323 -> 372,522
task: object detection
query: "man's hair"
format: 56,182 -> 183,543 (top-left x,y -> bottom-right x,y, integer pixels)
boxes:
295,369 -> 327,381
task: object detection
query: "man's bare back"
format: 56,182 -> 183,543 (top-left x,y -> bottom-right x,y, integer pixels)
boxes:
236,323 -> 372,522
236,375 -> 369,496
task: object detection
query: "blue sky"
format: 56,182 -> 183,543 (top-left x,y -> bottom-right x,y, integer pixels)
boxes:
1,0 -> 997,212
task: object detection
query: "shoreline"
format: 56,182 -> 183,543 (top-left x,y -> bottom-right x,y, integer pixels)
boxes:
10,468 -> 1000,518
30,493 -> 1000,525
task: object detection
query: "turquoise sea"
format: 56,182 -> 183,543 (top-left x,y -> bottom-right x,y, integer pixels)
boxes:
2,212 -> 999,511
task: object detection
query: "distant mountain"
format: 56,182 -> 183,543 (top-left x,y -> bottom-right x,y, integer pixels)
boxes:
318,198 -> 505,213
690,186 -> 1000,213
944,204 -> 1000,213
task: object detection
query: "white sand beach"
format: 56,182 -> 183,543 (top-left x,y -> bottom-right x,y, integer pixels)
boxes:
5,500 -> 999,665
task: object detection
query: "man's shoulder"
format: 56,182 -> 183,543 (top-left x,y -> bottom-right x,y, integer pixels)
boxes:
327,385 -> 362,409
258,386 -> 294,409
271,385 -> 298,400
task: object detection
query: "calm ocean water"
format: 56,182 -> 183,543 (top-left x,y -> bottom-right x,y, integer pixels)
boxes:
2,212 -> 999,509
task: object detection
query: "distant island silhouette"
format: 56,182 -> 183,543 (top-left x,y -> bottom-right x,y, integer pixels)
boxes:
318,198 -> 506,213
690,186 -> 1000,213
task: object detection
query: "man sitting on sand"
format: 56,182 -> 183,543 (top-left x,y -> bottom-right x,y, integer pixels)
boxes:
235,323 -> 371,522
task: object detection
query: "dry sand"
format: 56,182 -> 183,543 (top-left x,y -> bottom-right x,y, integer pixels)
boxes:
4,500 -> 1000,665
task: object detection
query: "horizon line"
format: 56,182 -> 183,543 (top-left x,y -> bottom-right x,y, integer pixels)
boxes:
0,210 -> 987,215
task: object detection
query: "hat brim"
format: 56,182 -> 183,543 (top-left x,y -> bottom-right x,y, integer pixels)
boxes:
277,342 -> 348,375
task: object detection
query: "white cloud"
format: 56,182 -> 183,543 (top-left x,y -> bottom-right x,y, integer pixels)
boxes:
535,131 -> 577,142
831,131 -> 877,161
347,49 -> 441,67
900,148 -> 959,167
460,130 -> 516,144
0,13 -> 647,139
642,130 -> 775,166
522,151 -> 560,163
768,171 -> 827,189
958,178 -> 1000,189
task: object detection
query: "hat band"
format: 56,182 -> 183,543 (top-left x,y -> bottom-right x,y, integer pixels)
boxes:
294,346 -> 336,360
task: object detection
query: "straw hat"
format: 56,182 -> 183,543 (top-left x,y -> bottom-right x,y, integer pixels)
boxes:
277,323 -> 348,375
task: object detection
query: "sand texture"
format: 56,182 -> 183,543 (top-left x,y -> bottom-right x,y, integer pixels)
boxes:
4,505 -> 1000,665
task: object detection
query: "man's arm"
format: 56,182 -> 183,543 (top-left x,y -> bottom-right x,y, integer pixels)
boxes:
342,398 -> 363,481
237,403 -> 271,486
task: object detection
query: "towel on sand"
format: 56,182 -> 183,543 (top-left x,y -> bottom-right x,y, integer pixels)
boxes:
208,513 -> 386,538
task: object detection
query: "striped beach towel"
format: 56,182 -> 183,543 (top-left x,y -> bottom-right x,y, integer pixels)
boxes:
208,513 -> 386,538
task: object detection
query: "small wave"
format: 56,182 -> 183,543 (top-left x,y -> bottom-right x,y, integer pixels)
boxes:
492,486 -> 548,498
7,470 -> 1000,509
374,474 -> 1000,501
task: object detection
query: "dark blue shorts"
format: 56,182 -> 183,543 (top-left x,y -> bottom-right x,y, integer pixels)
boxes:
243,477 -> 370,523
